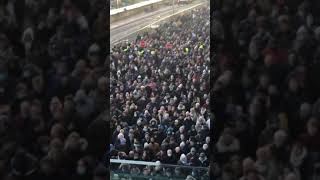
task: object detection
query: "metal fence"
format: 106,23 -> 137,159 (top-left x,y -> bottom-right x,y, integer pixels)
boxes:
110,159 -> 209,180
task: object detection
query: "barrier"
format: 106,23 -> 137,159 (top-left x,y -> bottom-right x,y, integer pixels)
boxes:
110,159 -> 209,180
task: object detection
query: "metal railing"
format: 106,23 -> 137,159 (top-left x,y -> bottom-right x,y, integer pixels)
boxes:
110,159 -> 209,180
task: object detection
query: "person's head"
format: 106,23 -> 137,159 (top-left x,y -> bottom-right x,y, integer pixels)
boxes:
247,8 -> 257,21
40,157 -> 56,176
267,84 -> 278,97
259,74 -> 269,88
288,77 -> 299,92
142,150 -> 148,158
242,157 -> 255,174
285,173 -> 299,180
312,14 -> 320,29
152,160 -> 161,172
50,123 -> 66,140
278,15 -> 290,32
175,146 -> 181,153
246,169 -> 261,180
189,138 -> 195,146
55,61 -> 68,76
47,147 -> 63,165
299,102 -> 311,119
143,167 -> 151,176
118,133 -> 126,145
221,130 -> 234,145
77,158 -> 89,175
21,27 -> 34,54
116,125 -> 121,132
174,119 -> 180,126
119,163 -> 129,172
63,96 -> 75,113
80,76 -> 95,93
249,38 -> 259,60
190,147 -> 196,155
64,132 -> 83,153
37,136 -> 50,154
161,166 -> 171,177
169,136 -> 176,144
98,77 -> 108,92
248,100 -> 261,117
180,133 -> 185,141
273,129 -> 288,147
241,72 -> 252,88
10,149 -> 38,177
93,164 -> 108,180
221,165 -> 234,180
50,97 -> 62,114
307,117 -> 319,136
315,26 -> 320,42
217,70 -> 233,87
74,59 -> 87,72
49,138 -> 64,151
288,53 -> 297,66
20,100 -> 31,117
133,153 -> 139,160
174,167 -> 181,176
0,34 -> 8,50
167,149 -> 173,157
264,54 -> 274,67
199,152 -> 206,159
186,175 -> 196,180
256,147 -> 268,162
144,133 -> 150,141
202,144 -> 209,151
180,141 -> 186,149
227,156 -> 239,172
88,43 -> 101,67
32,75 -> 44,92
143,125 -> 149,133
292,141 -> 305,155
128,151 -> 134,159
30,99 -> 42,117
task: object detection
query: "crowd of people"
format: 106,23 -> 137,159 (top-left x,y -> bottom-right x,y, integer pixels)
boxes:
110,5 -> 210,179
212,0 -> 320,180
0,0 -> 108,180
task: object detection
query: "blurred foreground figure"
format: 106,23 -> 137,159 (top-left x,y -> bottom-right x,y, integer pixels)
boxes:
212,0 -> 320,180
0,0 -> 107,179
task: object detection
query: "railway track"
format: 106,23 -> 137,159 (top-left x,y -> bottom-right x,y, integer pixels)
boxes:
110,1 -> 206,46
